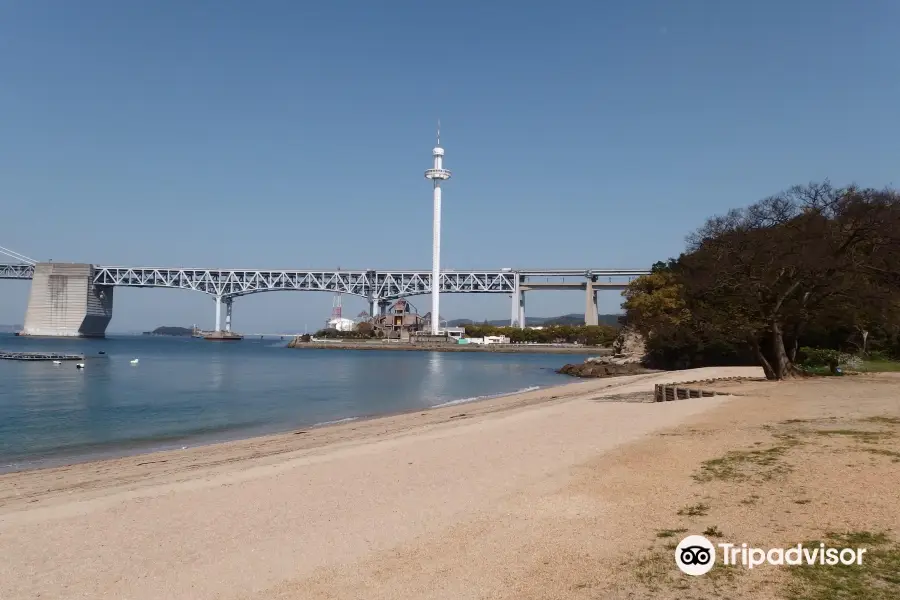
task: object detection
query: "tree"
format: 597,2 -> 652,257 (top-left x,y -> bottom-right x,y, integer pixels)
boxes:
625,182 -> 900,379
681,183 -> 899,379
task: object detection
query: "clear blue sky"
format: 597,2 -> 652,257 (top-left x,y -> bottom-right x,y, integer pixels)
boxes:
2,0 -> 898,332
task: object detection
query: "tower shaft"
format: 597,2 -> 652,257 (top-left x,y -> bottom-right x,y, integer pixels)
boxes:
432,181 -> 442,334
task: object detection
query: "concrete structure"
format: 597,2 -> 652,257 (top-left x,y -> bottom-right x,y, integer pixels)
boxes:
444,327 -> 466,339
19,263 -> 113,338
424,123 -> 451,335
2,264 -> 649,337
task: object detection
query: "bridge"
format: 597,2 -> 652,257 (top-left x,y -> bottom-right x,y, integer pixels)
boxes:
0,262 -> 649,337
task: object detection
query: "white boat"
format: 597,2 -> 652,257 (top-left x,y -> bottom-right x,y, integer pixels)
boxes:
52,360 -> 61,365
130,358 -> 139,365
75,363 -> 85,369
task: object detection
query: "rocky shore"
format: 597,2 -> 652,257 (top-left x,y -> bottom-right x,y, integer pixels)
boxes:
557,359 -> 654,378
557,327 -> 652,377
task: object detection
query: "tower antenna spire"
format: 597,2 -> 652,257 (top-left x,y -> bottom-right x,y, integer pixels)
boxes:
437,119 -> 441,146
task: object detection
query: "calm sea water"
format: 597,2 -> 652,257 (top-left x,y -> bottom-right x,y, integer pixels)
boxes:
0,334 -> 573,472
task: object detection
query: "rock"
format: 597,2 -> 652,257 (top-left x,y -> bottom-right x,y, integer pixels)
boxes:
557,361 -> 651,378
611,327 -> 646,363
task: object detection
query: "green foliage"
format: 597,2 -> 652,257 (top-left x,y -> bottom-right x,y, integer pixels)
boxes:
799,347 -> 844,370
462,324 -> 617,346
622,266 -> 753,369
313,328 -> 376,340
623,182 -> 900,379
799,347 -> 865,374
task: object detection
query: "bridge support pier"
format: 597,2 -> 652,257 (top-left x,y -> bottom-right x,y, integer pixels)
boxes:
224,298 -> 233,332
368,297 -> 377,320
585,279 -> 598,326
214,295 -> 222,332
517,289 -> 525,328
20,263 -> 114,337
511,275 -> 521,327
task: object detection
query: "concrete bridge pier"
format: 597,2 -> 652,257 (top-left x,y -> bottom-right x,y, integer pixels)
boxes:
224,298 -> 233,332
214,295 -> 222,332
510,274 -> 521,327
585,278 -> 599,326
378,300 -> 390,316
19,263 -> 114,337
517,289 -> 525,328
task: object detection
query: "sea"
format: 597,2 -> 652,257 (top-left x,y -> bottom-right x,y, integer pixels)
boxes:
0,333 -> 574,473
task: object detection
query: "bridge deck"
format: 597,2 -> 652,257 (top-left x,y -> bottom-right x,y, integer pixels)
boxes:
1,263 -> 649,300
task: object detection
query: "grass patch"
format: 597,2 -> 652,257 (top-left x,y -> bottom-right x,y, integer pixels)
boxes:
862,447 -> 900,462
633,548 -> 671,588
740,494 -> 761,506
694,442 -> 795,483
632,546 -> 739,593
787,531 -> 900,600
677,502 -> 710,517
864,416 -> 900,426
812,429 -> 893,443
795,498 -> 812,505
703,525 -> 724,537
656,528 -> 688,539
856,360 -> 900,373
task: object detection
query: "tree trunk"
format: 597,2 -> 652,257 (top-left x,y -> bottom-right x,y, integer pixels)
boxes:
770,320 -> 799,380
788,336 -> 799,363
750,338 -> 776,380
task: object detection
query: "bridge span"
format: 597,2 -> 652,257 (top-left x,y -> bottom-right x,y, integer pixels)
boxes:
0,263 -> 649,337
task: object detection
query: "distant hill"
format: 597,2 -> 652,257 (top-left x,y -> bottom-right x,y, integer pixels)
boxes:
143,326 -> 193,336
447,314 -> 623,327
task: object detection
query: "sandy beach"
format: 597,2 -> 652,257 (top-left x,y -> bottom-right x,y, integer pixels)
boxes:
2,367 -> 899,599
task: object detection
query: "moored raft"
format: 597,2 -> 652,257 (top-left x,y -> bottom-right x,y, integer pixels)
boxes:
0,351 -> 85,361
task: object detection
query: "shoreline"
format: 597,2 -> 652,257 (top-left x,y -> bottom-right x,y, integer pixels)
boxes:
2,366 -> 803,600
0,367 -> 762,515
0,380 -> 571,476
289,341 -> 613,354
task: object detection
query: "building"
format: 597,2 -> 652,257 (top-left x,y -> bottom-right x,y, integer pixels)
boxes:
464,335 -> 511,345
326,317 -> 356,332
372,299 -> 425,340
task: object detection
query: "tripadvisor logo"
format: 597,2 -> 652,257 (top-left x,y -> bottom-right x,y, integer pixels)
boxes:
675,535 -> 868,575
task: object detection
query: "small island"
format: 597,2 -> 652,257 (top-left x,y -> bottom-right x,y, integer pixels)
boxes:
142,326 -> 193,337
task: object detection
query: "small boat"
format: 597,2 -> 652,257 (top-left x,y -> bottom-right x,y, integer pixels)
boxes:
130,358 -> 139,365
52,360 -> 61,365
75,363 -> 85,369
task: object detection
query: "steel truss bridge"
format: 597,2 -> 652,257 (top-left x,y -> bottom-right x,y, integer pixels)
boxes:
1,264 -> 650,331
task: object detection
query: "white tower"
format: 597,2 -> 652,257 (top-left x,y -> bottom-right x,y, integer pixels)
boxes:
424,122 -> 451,335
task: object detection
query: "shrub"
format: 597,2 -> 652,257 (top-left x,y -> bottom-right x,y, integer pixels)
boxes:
799,347 -> 861,374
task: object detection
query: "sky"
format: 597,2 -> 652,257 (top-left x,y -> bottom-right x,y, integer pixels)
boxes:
1,0 -> 899,332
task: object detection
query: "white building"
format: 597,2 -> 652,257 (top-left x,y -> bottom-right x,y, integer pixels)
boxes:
326,317 -> 356,332
465,335 -> 511,345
